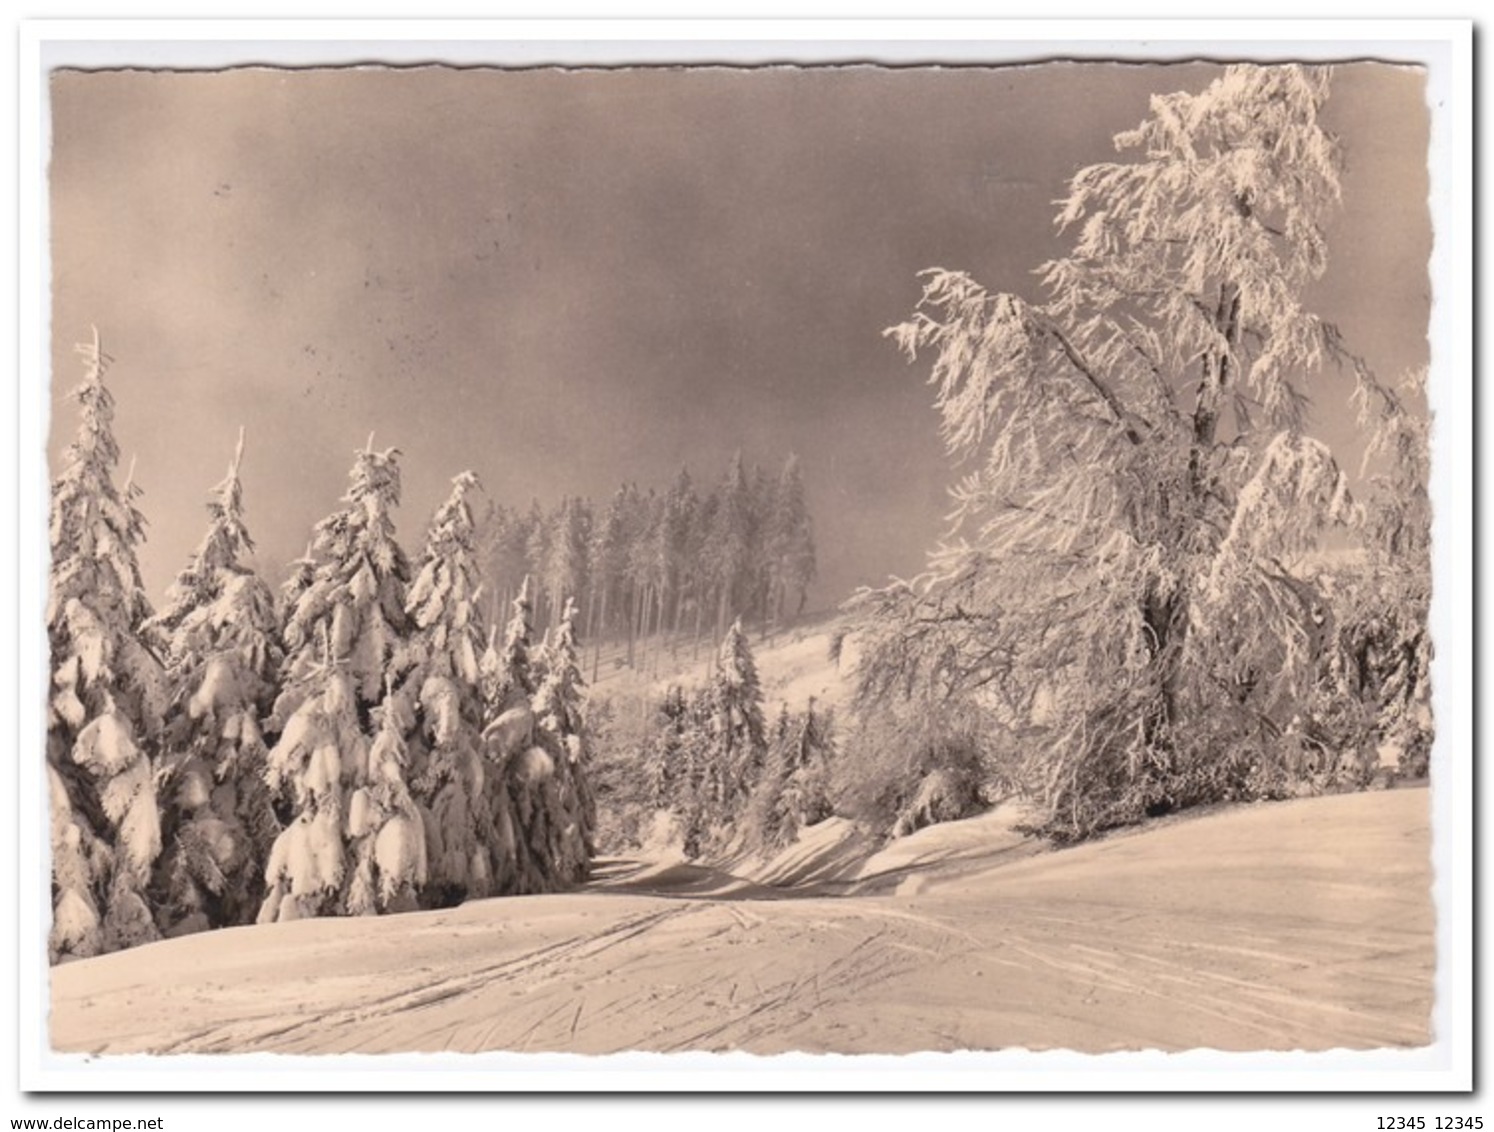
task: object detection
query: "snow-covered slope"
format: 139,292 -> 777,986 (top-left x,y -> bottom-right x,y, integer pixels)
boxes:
50,786 -> 1432,1055
588,614 -> 855,716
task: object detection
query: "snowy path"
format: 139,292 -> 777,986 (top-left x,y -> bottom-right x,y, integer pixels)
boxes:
50,788 -> 1433,1055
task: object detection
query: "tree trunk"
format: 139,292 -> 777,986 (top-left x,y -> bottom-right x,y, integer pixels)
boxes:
636,582 -> 651,673
1142,587 -> 1187,746
652,583 -> 668,677
1187,282 -> 1241,496
592,584 -> 609,684
671,581 -> 687,659
625,582 -> 636,669
693,591 -> 705,661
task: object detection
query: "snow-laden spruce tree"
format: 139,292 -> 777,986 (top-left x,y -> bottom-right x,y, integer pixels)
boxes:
476,583 -> 597,891
706,456 -> 756,639
478,576 -> 541,891
742,699 -> 836,854
637,683 -> 715,859
742,705 -> 797,853
767,454 -> 817,629
863,65 -> 1397,839
696,618 -> 766,836
647,684 -> 692,810
529,596 -> 597,884
259,441 -> 426,920
47,329 -> 168,961
145,430 -> 282,934
404,471 -> 498,907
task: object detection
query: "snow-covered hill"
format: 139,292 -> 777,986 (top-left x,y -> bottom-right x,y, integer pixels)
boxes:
585,613 -> 855,716
50,786 -> 1432,1055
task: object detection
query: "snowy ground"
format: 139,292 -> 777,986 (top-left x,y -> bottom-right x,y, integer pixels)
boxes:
50,786 -> 1432,1055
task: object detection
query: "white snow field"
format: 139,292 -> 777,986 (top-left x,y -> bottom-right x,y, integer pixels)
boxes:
50,786 -> 1432,1055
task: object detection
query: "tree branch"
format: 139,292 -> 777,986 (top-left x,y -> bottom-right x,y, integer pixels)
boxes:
1041,322 -> 1145,446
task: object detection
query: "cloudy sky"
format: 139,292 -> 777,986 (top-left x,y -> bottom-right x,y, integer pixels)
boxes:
47,59 -> 1431,609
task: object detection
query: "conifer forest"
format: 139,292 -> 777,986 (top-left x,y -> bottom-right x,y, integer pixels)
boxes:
42,57 -> 1447,1059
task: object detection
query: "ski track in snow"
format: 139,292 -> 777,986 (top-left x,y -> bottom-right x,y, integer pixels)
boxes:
49,788 -> 1433,1055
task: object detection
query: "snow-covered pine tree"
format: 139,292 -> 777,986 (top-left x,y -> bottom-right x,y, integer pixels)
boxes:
145,429 -> 282,935
529,596 -> 597,885
742,699 -> 836,854
47,328 -> 168,961
475,503 -> 526,633
660,467 -> 699,645
278,542 -> 318,627
623,487 -> 662,670
484,574 -> 535,714
479,576 -> 542,892
405,471 -> 498,907
474,625 -> 521,893
698,618 -> 767,837
788,699 -> 836,826
707,456 -> 754,639
674,686 -> 718,860
523,501 -> 551,629
586,487 -> 629,678
646,684 -> 691,810
869,65 -> 1391,840
542,498 -> 591,641
741,704 -> 796,853
259,440 -> 425,921
768,454 -> 817,628
745,461 -> 775,629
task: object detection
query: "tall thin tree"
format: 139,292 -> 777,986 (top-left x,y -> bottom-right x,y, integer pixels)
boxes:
47,329 -> 168,961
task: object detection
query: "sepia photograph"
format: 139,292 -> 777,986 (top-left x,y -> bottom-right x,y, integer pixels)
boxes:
17,19 -> 1473,1103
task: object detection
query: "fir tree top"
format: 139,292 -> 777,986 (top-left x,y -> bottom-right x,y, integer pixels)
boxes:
481,576 -> 535,710
49,329 -> 165,736
533,596 -> 586,741
714,618 -> 766,753
50,329 -> 153,630
148,428 -> 261,645
407,469 -> 487,685
281,440 -> 410,703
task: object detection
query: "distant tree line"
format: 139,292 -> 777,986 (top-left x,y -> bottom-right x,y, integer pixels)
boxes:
478,451 -> 817,677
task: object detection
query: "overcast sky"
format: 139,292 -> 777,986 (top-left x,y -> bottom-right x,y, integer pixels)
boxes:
47,60 -> 1431,609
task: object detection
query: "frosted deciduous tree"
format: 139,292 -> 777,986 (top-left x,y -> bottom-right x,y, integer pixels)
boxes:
868,65 -> 1393,839
1342,366 -> 1434,776
47,329 -> 168,961
146,430 -> 282,934
259,441 -> 425,920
